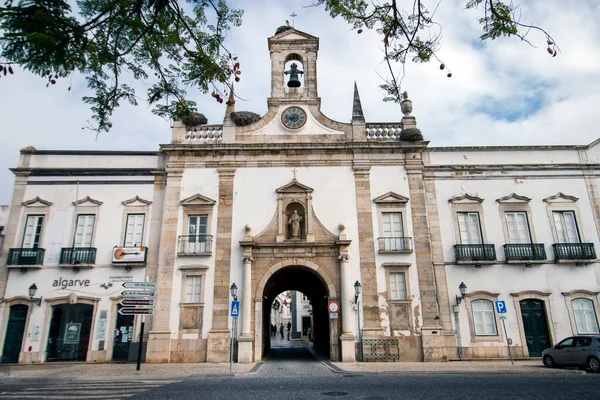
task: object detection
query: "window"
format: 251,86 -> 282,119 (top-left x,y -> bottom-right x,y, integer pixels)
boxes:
557,337 -> 574,348
573,298 -> 599,334
390,272 -> 407,300
188,215 -> 208,253
471,300 -> 497,336
553,211 -> 580,243
22,215 -> 44,248
457,212 -> 482,244
74,214 -> 95,247
124,214 -> 145,246
505,212 -> 531,244
185,275 -> 202,303
381,212 -> 404,251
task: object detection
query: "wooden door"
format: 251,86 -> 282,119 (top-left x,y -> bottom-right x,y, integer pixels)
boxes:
520,299 -> 551,357
2,305 -> 28,363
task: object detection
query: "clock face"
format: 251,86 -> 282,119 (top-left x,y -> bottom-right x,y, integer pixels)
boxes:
281,107 -> 307,129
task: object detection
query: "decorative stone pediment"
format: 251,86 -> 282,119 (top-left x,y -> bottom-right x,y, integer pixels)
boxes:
496,193 -> 531,203
373,192 -> 409,205
272,28 -> 318,41
122,196 -> 152,206
180,193 -> 216,207
543,192 -> 579,203
22,196 -> 53,207
275,180 -> 314,194
73,196 -> 103,206
448,193 -> 484,204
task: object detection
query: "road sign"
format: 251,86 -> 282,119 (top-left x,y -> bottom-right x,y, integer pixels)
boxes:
122,282 -> 156,289
120,299 -> 155,307
495,300 -> 507,314
231,301 -> 240,317
329,312 -> 339,319
121,290 -> 155,298
118,307 -> 154,315
328,301 -> 340,313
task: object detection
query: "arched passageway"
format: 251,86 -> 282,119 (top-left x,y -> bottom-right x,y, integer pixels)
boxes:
262,265 -> 330,360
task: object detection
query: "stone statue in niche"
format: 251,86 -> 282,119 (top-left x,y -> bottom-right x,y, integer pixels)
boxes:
288,210 -> 303,239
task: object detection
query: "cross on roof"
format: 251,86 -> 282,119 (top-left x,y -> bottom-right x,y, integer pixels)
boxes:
290,12 -> 297,27
291,167 -> 298,180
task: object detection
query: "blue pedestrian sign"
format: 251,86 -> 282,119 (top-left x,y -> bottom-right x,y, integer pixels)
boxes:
495,300 -> 507,314
230,301 -> 240,317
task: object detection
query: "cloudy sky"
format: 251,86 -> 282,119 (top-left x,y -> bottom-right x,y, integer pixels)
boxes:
1,0 -> 599,204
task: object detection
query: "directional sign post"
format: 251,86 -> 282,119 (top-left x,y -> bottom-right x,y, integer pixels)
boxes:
120,299 -> 155,307
123,282 -> 156,289
121,290 -> 155,298
118,307 -> 154,315
495,300 -> 514,365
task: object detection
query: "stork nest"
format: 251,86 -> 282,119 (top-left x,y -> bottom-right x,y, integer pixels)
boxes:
276,25 -> 293,35
400,128 -> 423,142
181,112 -> 208,126
231,111 -> 261,126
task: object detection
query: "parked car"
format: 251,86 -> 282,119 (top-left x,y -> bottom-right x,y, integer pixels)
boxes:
542,335 -> 600,372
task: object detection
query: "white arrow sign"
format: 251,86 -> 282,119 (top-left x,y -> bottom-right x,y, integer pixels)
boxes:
121,290 -> 155,298
122,282 -> 156,289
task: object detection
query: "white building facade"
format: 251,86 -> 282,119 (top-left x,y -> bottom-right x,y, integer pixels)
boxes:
0,27 -> 599,365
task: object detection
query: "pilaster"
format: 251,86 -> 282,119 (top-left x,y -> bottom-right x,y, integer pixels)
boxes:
146,168 -> 183,363
206,167 -> 236,362
352,162 -> 383,336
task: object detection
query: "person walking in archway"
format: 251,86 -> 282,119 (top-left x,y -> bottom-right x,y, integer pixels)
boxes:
287,321 -> 291,340
279,323 -> 284,339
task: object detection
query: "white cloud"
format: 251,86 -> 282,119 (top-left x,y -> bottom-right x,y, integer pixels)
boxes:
1,0 -> 598,203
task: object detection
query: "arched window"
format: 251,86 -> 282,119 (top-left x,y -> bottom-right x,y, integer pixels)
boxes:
471,299 -> 497,336
572,298 -> 599,334
284,53 -> 304,88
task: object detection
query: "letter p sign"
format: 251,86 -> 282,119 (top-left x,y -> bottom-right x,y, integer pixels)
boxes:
495,300 -> 507,314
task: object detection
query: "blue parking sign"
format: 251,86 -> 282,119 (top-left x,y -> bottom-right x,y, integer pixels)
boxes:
495,300 -> 507,314
230,301 -> 240,317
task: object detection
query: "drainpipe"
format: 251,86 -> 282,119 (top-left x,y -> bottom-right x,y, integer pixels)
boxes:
453,306 -> 465,361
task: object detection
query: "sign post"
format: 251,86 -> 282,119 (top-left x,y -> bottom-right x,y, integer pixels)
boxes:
495,300 -> 514,366
120,282 -> 156,371
230,300 -> 240,373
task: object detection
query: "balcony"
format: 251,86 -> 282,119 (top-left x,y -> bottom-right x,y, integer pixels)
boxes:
377,237 -> 413,253
7,248 -> 45,266
503,244 -> 546,263
178,235 -> 213,256
59,247 -> 97,266
552,243 -> 596,264
454,244 -> 496,265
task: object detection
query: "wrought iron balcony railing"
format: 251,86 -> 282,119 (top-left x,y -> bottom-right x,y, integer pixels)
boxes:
7,248 -> 45,265
377,237 -> 413,252
59,247 -> 97,265
552,243 -> 596,261
503,244 -> 546,261
178,235 -> 213,255
454,244 -> 496,263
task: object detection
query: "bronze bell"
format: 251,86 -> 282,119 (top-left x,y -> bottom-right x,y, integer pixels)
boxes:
285,63 -> 303,88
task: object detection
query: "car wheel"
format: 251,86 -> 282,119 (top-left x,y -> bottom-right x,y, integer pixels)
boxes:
588,356 -> 600,373
543,355 -> 555,368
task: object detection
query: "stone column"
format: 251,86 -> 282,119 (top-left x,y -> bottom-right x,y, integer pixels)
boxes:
206,167 -> 236,363
406,157 -> 456,361
146,168 -> 183,363
0,172 -> 29,297
352,162 -> 383,336
237,255 -> 253,363
339,255 -> 356,362
143,171 -> 166,334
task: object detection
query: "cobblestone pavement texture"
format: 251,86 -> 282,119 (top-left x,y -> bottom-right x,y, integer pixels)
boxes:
0,337 -> 572,381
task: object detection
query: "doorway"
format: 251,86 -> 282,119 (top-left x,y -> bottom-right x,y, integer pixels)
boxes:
2,304 -> 29,363
46,303 -> 94,362
261,265 -> 333,361
520,299 -> 551,357
112,304 -> 135,361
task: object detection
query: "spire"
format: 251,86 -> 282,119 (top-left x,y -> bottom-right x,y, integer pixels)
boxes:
223,87 -> 235,124
352,82 -> 365,123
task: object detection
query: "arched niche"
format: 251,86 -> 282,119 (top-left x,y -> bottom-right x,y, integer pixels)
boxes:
285,202 -> 306,239
284,53 -> 305,88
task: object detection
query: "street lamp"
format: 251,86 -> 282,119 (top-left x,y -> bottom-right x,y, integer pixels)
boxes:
230,282 -> 238,301
455,282 -> 467,305
353,281 -> 362,362
28,283 -> 42,306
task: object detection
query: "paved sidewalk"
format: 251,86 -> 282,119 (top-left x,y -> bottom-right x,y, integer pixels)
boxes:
328,360 -> 561,374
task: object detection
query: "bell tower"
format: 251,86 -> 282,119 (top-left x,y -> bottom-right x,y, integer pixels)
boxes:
267,26 -> 320,107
